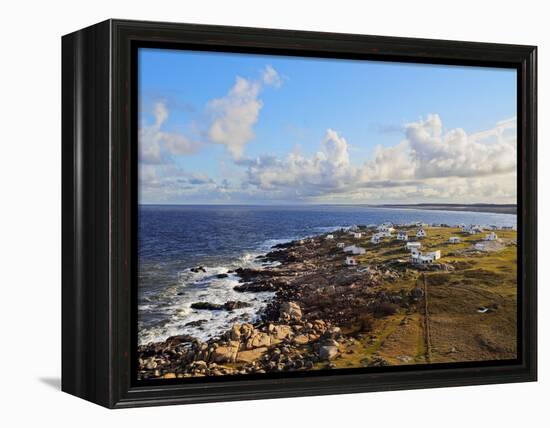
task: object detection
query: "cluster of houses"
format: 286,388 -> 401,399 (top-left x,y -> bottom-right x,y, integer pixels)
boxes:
340,223 -> 435,266
335,221 -> 509,268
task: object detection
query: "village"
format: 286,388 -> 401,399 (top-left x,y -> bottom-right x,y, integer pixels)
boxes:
322,221 -> 515,269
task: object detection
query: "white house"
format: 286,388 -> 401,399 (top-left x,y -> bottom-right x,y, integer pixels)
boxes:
484,232 -> 498,241
416,228 -> 427,238
379,226 -> 395,235
352,232 -> 362,239
474,242 -> 486,251
396,231 -> 408,241
411,250 -> 440,265
410,248 -> 422,257
425,250 -> 441,260
343,245 -> 365,255
345,256 -> 358,266
325,234 -> 334,240
449,236 -> 461,244
405,242 -> 422,251
336,242 -> 345,249
466,225 -> 484,235
371,234 -> 382,244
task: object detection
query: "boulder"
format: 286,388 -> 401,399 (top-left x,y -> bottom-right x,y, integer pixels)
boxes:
235,347 -> 268,363
247,332 -> 271,349
280,301 -> 302,321
293,335 -> 310,345
319,345 -> 338,361
210,345 -> 238,363
272,324 -> 293,340
240,323 -> 255,340
230,324 -> 242,341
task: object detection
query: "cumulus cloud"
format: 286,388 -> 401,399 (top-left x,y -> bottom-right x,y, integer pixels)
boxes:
406,114 -> 516,179
241,115 -> 517,203
207,78 -> 263,160
261,65 -> 282,87
139,101 -> 200,164
207,66 -> 282,159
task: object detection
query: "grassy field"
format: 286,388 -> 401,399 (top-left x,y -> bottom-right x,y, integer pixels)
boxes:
334,226 -> 517,367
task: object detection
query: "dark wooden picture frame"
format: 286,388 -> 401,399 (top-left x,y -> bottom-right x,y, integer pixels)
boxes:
62,19 -> 537,408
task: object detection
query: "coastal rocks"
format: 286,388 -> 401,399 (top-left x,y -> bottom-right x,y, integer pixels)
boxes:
234,268 -> 264,282
236,347 -> 268,363
280,301 -> 302,322
191,301 -> 251,311
245,332 -> 272,349
185,319 -> 208,327
190,266 -> 206,273
271,324 -> 293,340
293,334 -> 310,345
210,343 -> 239,363
233,280 -> 283,293
230,324 -> 242,341
165,334 -> 195,345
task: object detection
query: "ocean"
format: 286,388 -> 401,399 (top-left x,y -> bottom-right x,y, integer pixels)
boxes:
138,204 -> 517,345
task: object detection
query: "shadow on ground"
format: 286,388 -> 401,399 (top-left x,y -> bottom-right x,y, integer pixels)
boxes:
39,377 -> 61,390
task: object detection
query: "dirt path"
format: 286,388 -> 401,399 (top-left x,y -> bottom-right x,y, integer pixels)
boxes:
422,273 -> 432,363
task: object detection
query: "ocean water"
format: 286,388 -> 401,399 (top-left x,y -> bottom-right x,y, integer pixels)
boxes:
138,204 -> 516,345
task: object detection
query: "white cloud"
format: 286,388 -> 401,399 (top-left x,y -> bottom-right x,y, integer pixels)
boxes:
207,77 -> 263,160
140,66 -> 283,165
406,114 -> 516,179
241,115 -> 517,203
262,65 -> 282,87
207,66 -> 283,160
139,101 -> 200,164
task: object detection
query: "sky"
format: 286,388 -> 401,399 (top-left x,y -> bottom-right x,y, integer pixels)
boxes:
138,48 -> 517,205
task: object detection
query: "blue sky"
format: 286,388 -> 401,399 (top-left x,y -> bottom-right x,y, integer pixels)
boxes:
138,48 -> 517,205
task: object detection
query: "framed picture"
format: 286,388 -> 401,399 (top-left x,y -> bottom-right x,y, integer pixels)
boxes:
62,19 -> 537,408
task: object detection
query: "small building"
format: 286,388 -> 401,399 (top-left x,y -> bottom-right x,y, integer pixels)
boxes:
353,232 -> 362,239
466,225 -> 484,235
449,236 -> 461,244
474,242 -> 485,251
325,234 -> 334,240
410,250 -> 440,265
396,231 -> 408,241
351,246 -> 366,255
371,234 -> 382,244
405,242 -> 422,251
424,250 -> 441,260
345,256 -> 358,266
343,245 -> 356,253
410,248 -> 421,257
484,232 -> 498,241
336,242 -> 345,249
416,228 -> 427,238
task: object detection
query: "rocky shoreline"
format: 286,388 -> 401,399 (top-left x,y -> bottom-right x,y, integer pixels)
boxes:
138,228 -> 426,380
